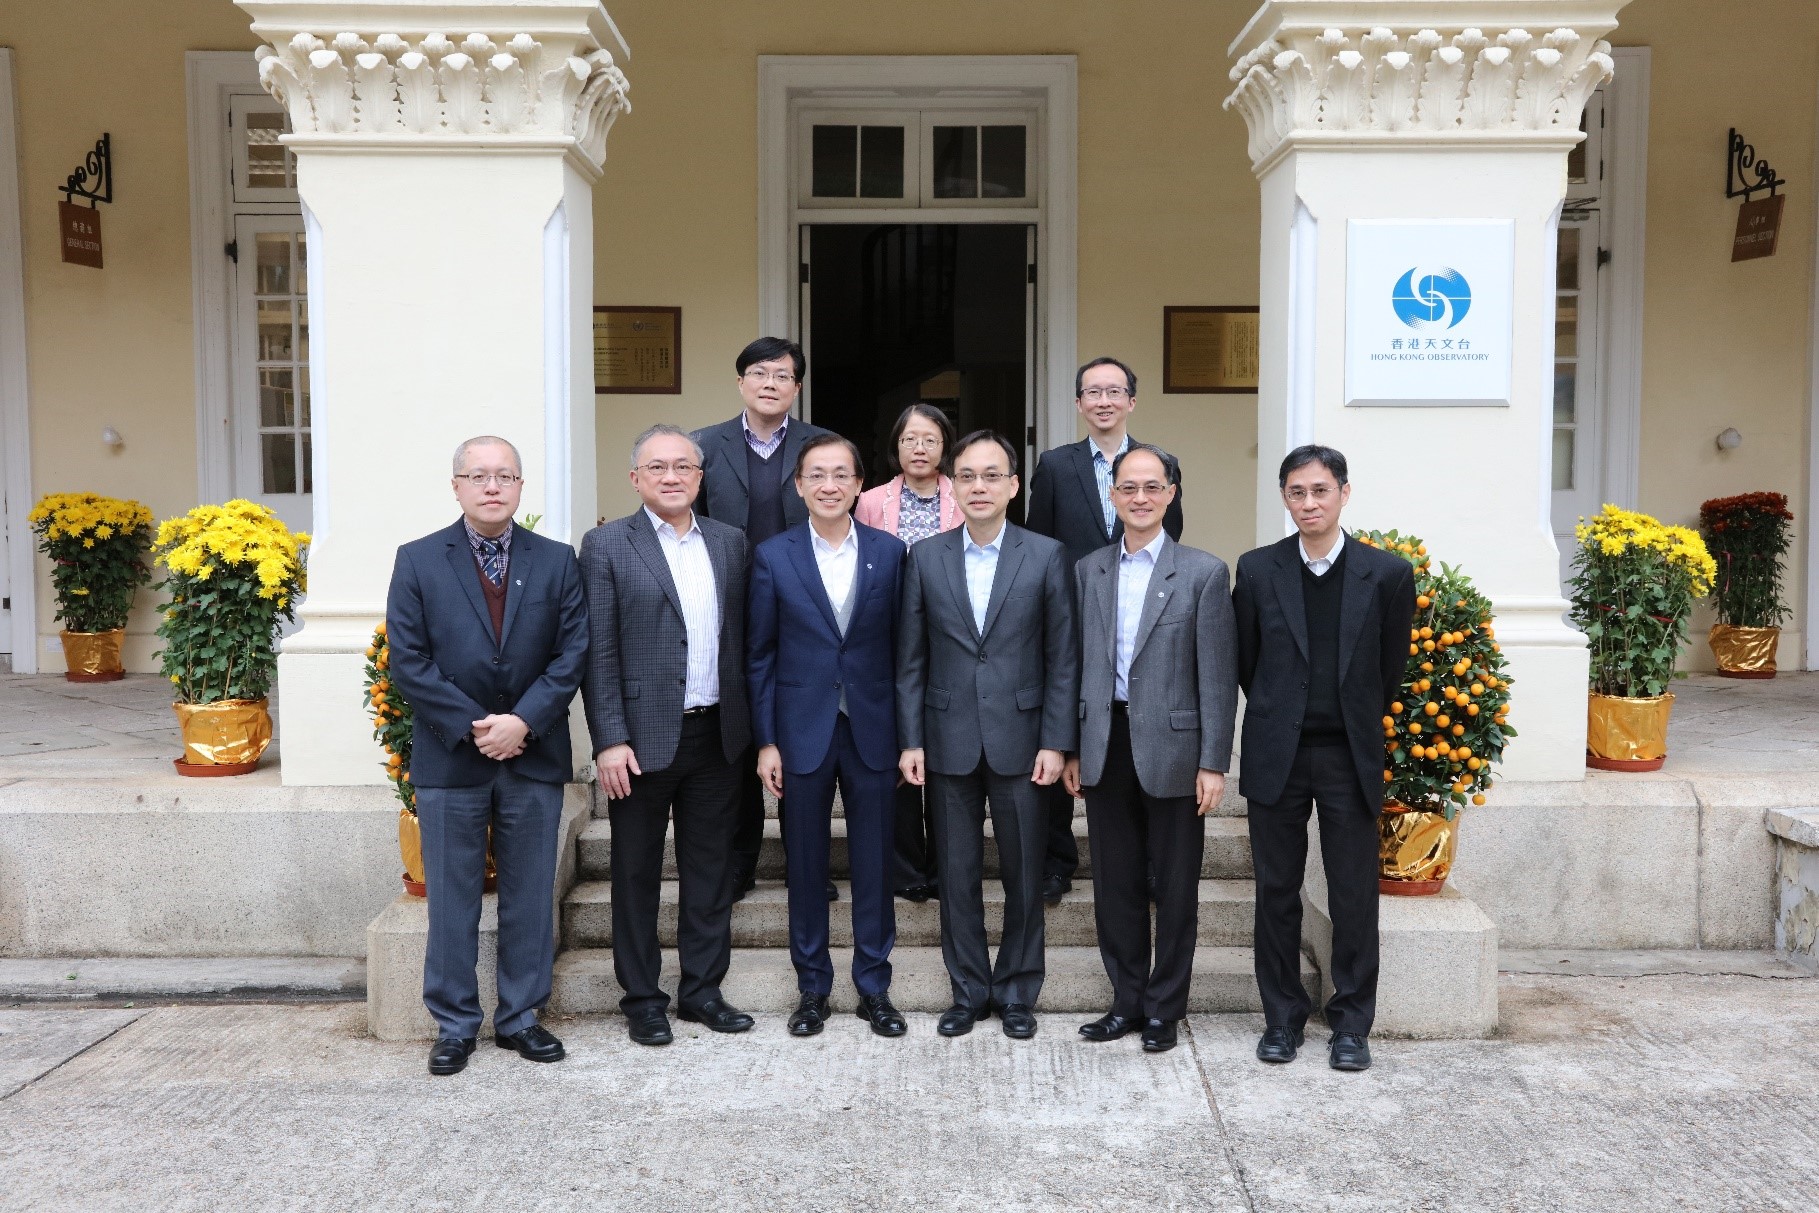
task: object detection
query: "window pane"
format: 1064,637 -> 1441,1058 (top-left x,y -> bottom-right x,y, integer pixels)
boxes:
297,301 -> 308,361
859,125 -> 904,198
245,112 -> 290,189
1556,226 -> 1580,291
301,433 -> 313,494
981,126 -> 1026,198
1554,363 -> 1576,423
812,125 -> 857,197
299,366 -> 310,427
932,126 -> 978,198
260,369 -> 294,427
255,233 -> 290,295
1555,299 -> 1578,357
295,231 -> 307,294
257,300 -> 293,360
1551,428 -> 1574,491
262,433 -> 298,495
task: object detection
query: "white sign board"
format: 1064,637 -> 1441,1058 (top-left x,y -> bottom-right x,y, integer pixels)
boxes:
1345,220 -> 1514,407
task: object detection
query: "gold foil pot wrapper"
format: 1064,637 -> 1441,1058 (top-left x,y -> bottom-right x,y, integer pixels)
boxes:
61,628 -> 124,676
173,698 -> 273,766
1378,802 -> 1460,884
1586,692 -> 1674,763
399,807 -> 426,888
1709,624 -> 1778,674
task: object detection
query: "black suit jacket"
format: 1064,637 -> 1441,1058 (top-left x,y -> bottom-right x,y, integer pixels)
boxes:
1025,436 -> 1185,567
691,414 -> 833,533
1231,533 -> 1417,809
579,509 -> 752,772
385,519 -> 590,788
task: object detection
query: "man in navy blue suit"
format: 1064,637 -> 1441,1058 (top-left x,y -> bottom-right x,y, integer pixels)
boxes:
386,435 -> 589,1076
747,433 -> 908,1038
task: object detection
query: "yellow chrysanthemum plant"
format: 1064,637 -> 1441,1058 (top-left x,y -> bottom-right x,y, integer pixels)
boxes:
1567,505 -> 1716,698
26,493 -> 154,633
1354,530 -> 1515,822
152,500 -> 311,704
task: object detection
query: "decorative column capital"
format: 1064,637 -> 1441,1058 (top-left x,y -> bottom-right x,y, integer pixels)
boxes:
237,1 -> 631,173
1224,2 -> 1625,169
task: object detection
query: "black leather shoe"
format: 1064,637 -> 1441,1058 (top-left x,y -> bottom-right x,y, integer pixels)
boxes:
678,998 -> 755,1034
1042,874 -> 1071,905
855,992 -> 908,1037
826,880 -> 839,902
896,884 -> 933,903
428,1036 -> 476,1075
1141,1019 -> 1178,1053
1078,1012 -> 1139,1042
1256,1024 -> 1304,1064
937,1004 -> 984,1037
788,992 -> 830,1037
731,866 -> 757,902
627,1010 -> 673,1046
997,1003 -> 1038,1039
495,1023 -> 565,1063
1329,1032 -> 1372,1071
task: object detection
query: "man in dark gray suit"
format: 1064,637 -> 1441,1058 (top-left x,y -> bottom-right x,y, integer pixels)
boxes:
1063,444 -> 1237,1055
386,435 -> 589,1076
692,337 -> 833,899
1233,444 -> 1416,1073
897,430 -> 1078,1040
580,424 -> 756,1047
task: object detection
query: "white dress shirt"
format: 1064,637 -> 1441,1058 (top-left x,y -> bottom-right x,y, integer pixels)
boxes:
963,522 -> 1006,635
1114,531 -> 1167,702
1090,433 -> 1132,535
810,518 -> 859,623
645,507 -> 720,710
742,413 -> 788,460
1299,528 -> 1345,578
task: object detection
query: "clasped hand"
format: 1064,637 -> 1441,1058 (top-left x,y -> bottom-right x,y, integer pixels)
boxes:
471,713 -> 529,761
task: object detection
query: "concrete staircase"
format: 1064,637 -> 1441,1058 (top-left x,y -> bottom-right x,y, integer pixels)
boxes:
549,791 -> 1317,1015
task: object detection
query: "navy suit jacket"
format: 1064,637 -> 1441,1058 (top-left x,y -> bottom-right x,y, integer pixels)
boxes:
385,519 -> 589,788
747,520 -> 905,776
1026,436 -> 1185,568
691,415 -> 832,533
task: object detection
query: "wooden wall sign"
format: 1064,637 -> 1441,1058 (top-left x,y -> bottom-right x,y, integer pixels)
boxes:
594,306 -> 681,393
1163,306 -> 1259,393
1732,195 -> 1784,262
58,202 -> 103,268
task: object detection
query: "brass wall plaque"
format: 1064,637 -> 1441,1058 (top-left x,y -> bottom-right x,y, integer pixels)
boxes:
1732,195 -> 1784,262
594,306 -> 681,393
1163,306 -> 1259,393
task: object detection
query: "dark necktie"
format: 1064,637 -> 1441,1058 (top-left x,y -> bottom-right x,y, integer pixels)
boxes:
477,535 -> 505,587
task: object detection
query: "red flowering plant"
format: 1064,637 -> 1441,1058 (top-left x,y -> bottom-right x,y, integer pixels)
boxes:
1699,492 -> 1793,628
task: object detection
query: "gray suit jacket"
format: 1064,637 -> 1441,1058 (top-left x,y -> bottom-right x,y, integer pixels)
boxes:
690,414 -> 832,532
896,523 -> 1079,777
1073,536 -> 1238,798
579,509 -> 752,772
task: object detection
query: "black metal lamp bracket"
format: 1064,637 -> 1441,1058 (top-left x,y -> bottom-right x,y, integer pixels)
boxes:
60,133 -> 112,207
1726,128 -> 1785,201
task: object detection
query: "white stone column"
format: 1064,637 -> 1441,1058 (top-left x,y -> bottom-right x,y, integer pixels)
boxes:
237,1 -> 630,785
1226,2 -> 1626,783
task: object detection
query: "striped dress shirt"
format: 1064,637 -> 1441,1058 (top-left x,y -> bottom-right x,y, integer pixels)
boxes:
644,507 -> 721,710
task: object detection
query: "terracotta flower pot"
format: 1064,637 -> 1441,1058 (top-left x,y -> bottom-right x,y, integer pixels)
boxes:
172,698 -> 272,776
1585,691 -> 1674,772
1378,800 -> 1461,896
60,628 -> 125,682
1709,624 -> 1778,679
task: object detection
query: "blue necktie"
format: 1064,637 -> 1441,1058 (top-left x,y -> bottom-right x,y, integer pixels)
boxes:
477,535 -> 505,586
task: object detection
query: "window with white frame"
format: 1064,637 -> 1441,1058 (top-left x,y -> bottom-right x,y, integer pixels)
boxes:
797,106 -> 1036,210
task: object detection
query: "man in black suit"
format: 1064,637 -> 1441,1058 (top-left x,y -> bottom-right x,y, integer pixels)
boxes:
1232,444 -> 1416,1073
1025,357 -> 1184,903
692,337 -> 833,901
386,435 -> 589,1076
581,424 -> 755,1047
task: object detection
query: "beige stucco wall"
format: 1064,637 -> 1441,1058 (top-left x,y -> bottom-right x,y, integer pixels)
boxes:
2,0 -> 1815,673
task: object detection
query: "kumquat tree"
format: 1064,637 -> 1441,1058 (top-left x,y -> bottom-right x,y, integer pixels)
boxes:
363,622 -> 415,810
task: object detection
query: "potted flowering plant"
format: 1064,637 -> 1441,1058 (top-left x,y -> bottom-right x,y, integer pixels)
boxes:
1568,504 -> 1715,771
26,493 -> 154,681
1355,530 -> 1515,896
1699,492 -> 1794,678
152,500 -> 310,775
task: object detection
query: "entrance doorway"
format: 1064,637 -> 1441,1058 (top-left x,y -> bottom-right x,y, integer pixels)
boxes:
802,223 -> 1033,519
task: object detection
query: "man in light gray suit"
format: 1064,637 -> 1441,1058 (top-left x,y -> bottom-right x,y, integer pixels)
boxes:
898,430 -> 1078,1040
1063,444 -> 1238,1054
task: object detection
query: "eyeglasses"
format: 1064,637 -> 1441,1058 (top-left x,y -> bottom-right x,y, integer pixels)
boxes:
1079,387 -> 1131,403
742,368 -> 798,386
636,461 -> 701,478
1112,481 -> 1169,498
953,470 -> 1011,486
1284,485 -> 1337,503
457,472 -> 521,487
800,471 -> 856,486
897,435 -> 943,451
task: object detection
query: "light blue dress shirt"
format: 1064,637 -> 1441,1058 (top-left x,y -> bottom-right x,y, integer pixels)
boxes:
1091,434 -> 1132,535
963,522 -> 1005,635
1114,531 -> 1166,701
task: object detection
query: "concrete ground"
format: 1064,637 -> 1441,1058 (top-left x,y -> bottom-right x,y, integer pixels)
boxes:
2,964 -> 1815,1212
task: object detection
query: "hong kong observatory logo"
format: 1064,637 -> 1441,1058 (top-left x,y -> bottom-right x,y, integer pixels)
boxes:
1391,267 -> 1472,331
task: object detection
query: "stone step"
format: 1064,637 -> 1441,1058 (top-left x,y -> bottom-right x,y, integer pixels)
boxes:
561,878 -> 1256,950
576,815 -> 1253,882
549,944 -> 1315,1015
